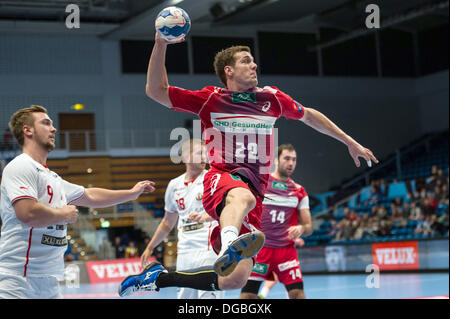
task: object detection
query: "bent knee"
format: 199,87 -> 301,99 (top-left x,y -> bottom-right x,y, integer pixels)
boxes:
220,276 -> 248,290
226,188 -> 256,211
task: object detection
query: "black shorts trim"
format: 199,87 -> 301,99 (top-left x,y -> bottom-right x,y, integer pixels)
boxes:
285,281 -> 304,292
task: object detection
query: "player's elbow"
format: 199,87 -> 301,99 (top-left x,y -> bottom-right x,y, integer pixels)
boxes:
16,210 -> 40,228
145,85 -> 172,108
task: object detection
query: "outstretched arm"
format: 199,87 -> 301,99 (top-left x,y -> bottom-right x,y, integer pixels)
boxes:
71,181 -> 155,208
300,107 -> 378,167
146,32 -> 184,108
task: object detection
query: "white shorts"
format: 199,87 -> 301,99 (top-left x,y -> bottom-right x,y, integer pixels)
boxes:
176,249 -> 225,300
0,272 -> 62,299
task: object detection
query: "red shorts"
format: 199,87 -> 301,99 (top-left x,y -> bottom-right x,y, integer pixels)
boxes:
203,166 -> 262,255
249,246 -> 303,286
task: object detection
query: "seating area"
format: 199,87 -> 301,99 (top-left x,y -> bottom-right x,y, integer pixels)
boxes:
302,131 -> 449,247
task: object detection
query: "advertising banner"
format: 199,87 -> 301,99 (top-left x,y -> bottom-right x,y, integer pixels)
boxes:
85,257 -> 156,283
372,241 -> 419,271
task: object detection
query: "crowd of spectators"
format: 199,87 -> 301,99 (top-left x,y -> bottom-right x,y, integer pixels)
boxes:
330,166 -> 449,242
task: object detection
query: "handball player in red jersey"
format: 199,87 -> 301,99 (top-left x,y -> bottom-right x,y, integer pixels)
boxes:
241,144 -> 312,299
118,32 -> 378,297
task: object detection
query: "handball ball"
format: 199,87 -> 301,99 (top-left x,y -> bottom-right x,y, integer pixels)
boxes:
155,6 -> 191,43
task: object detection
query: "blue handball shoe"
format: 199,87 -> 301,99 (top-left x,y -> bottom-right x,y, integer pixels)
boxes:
118,261 -> 167,297
213,230 -> 265,277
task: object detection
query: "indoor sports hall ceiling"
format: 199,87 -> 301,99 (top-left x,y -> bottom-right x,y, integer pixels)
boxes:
0,0 -> 447,38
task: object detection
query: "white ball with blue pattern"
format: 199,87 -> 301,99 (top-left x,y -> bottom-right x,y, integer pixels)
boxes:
155,6 -> 191,43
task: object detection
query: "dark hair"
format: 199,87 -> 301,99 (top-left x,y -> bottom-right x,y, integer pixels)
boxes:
277,144 -> 296,159
213,45 -> 251,87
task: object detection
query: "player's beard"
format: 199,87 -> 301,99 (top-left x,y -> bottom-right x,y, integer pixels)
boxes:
278,166 -> 292,179
37,134 -> 55,152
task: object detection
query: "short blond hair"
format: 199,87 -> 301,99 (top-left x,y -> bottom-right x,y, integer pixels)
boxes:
213,45 -> 251,87
9,105 -> 48,146
181,138 -> 205,163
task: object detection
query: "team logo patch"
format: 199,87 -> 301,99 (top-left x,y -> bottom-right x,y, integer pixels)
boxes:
41,234 -> 67,247
278,260 -> 299,272
232,92 -> 256,104
272,181 -> 287,191
252,262 -> 269,275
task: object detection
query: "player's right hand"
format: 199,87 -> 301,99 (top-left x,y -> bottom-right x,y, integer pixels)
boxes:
141,247 -> 154,268
61,205 -> 78,224
155,31 -> 185,45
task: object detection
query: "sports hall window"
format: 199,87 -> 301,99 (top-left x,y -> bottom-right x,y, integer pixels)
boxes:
121,40 -> 189,74
258,32 -> 318,76
191,36 -> 255,74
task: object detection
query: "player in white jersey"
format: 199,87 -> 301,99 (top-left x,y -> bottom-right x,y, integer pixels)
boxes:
0,105 -> 155,299
139,139 -> 224,299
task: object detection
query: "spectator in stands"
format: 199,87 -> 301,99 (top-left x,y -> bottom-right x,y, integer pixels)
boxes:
327,220 -> 338,237
439,185 -> 449,204
114,236 -> 126,259
347,209 -> 359,223
419,188 -> 428,201
377,219 -> 392,237
335,219 -> 353,241
407,201 -> 421,221
414,213 -> 431,236
421,197 -> 436,217
429,214 -> 446,237
138,236 -> 151,255
391,202 -> 407,227
99,237 -> 114,260
437,206 -> 448,236
125,241 -> 139,258
411,190 -> 422,206
353,214 -> 371,239
436,169 -> 448,187
434,185 -> 445,204
366,217 -> 380,238
367,185 -> 383,206
375,205 -> 388,221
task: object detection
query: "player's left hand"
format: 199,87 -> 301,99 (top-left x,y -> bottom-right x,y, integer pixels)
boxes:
187,212 -> 202,222
131,181 -> 156,199
287,225 -> 304,239
347,141 -> 378,168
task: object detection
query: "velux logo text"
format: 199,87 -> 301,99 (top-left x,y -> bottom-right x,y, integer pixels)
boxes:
375,247 -> 416,265
91,262 -> 141,279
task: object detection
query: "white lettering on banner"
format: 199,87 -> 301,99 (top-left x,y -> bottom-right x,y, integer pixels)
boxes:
91,262 -> 141,279
210,113 -> 276,135
376,247 -> 416,265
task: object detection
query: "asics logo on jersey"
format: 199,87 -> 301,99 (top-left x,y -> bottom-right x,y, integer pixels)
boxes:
262,101 -> 271,112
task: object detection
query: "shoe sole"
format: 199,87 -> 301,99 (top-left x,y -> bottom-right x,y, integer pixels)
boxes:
214,231 -> 265,277
118,261 -> 162,297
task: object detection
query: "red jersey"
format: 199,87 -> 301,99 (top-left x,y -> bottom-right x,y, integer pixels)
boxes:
169,86 -> 304,195
261,175 -> 309,248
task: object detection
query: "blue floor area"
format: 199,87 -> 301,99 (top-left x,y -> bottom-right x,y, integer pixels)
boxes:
60,272 -> 449,299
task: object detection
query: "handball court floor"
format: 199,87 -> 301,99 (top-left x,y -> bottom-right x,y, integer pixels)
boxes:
61,272 -> 449,299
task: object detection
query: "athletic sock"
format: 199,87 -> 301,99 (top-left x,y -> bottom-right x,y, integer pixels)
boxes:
156,266 -> 221,291
220,225 -> 239,252
259,286 -> 270,298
